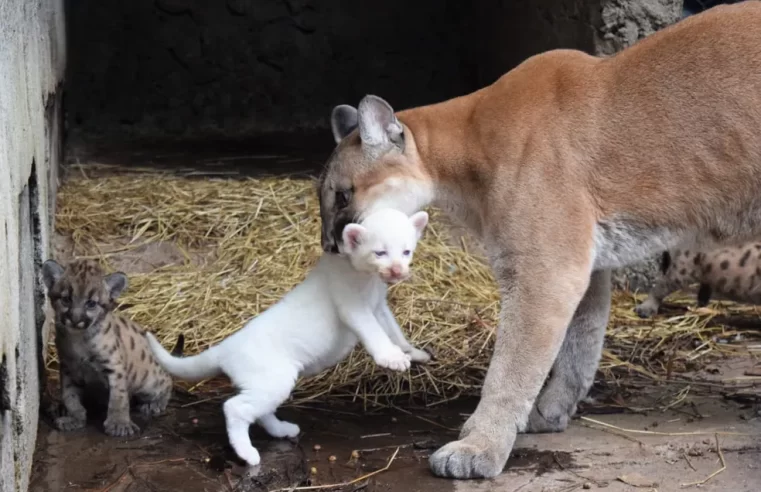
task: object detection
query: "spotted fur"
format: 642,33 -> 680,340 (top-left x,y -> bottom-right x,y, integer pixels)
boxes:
42,259 -> 176,437
635,244 -> 761,317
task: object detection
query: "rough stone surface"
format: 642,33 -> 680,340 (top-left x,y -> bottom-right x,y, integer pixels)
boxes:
593,0 -> 683,56
0,1 -> 65,491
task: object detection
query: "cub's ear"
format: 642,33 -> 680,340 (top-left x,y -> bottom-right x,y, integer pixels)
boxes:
331,105 -> 359,144
342,224 -> 367,253
357,95 -> 404,150
409,211 -> 429,239
41,260 -> 64,290
104,272 -> 129,300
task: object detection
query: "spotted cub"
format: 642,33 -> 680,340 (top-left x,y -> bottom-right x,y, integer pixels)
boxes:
42,258 -> 177,437
635,244 -> 761,318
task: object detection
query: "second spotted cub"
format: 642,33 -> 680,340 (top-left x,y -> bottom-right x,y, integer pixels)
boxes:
42,259 -> 176,437
147,208 -> 430,467
635,244 -> 761,318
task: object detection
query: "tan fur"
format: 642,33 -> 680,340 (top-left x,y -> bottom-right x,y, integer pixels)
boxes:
43,259 -> 175,437
318,2 -> 761,479
636,243 -> 761,317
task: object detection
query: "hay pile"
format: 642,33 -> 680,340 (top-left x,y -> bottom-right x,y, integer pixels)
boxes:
49,164 -> 761,406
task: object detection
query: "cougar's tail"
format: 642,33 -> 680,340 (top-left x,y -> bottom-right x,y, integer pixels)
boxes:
146,332 -> 222,382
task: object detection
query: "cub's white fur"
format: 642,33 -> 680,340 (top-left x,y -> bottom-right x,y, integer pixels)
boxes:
146,208 -> 430,467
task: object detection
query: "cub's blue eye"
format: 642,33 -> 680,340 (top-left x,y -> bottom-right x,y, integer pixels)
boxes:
403,250 -> 411,256
374,251 -> 387,258
85,300 -> 98,310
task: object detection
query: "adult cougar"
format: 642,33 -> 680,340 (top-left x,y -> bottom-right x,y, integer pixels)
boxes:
317,2 -> 761,480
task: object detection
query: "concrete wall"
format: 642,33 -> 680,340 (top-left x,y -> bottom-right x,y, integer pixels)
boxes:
0,1 -> 66,491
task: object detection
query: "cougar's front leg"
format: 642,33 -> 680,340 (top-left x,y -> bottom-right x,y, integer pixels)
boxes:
429,240 -> 593,479
524,269 -> 611,433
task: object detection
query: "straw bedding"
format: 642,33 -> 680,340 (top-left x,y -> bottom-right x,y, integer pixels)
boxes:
48,164 -> 761,406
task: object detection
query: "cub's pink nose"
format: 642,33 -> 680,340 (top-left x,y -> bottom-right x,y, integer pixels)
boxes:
390,265 -> 402,278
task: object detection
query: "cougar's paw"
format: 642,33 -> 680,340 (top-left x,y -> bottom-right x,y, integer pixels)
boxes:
634,301 -> 658,319
54,415 -> 86,432
104,417 -> 141,437
406,347 -> 432,364
374,346 -> 411,371
429,435 -> 506,479
525,406 -> 570,434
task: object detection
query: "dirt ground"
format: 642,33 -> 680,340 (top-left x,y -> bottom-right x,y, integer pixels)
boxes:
29,379 -> 761,492
30,143 -> 761,492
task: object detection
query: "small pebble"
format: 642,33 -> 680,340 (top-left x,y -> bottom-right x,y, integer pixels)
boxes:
310,467 -> 317,475
391,417 -> 398,423
192,418 -> 199,425
313,444 -> 321,451
582,483 -> 592,490
329,455 -> 337,462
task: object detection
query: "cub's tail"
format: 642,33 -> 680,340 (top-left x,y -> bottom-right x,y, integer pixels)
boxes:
146,332 -> 222,382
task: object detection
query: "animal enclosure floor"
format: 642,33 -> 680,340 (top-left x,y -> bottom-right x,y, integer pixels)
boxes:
29,380 -> 761,492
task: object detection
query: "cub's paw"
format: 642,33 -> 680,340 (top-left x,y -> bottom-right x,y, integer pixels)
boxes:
238,447 -> 261,468
54,415 -> 86,432
374,346 -> 411,371
104,417 -> 141,437
270,421 -> 301,439
137,401 -> 166,417
634,301 -> 658,319
405,347 -> 432,364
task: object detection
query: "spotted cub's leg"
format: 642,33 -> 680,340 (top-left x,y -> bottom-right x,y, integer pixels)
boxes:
55,370 -> 87,431
103,362 -> 140,437
635,251 -> 689,318
134,333 -> 180,417
136,375 -> 173,417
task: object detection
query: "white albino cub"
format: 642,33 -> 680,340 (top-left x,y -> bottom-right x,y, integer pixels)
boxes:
146,208 -> 430,467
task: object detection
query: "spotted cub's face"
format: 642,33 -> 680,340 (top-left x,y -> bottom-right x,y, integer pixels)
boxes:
340,208 -> 429,284
42,259 -> 128,331
318,95 -> 433,254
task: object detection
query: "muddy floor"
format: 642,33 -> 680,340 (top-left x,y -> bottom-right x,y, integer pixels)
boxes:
30,142 -> 761,491
29,378 -> 761,492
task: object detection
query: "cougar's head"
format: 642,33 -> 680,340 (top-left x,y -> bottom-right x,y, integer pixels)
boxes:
318,95 -> 433,253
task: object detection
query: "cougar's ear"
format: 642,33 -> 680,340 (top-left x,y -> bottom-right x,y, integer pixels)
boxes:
357,95 -> 404,151
331,105 -> 359,144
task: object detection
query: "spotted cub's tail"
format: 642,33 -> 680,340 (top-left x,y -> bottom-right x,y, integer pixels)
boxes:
146,332 -> 221,382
